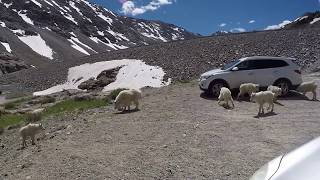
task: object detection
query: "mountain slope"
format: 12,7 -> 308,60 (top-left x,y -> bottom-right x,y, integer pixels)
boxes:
1,27 -> 319,93
0,0 -> 196,67
284,11 -> 320,29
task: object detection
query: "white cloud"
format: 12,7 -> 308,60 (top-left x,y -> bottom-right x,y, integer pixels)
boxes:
249,20 -> 255,24
219,23 -> 226,27
230,28 -> 246,33
264,20 -> 291,30
121,0 -> 174,16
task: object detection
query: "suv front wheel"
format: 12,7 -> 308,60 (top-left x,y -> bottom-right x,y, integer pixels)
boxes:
209,80 -> 228,97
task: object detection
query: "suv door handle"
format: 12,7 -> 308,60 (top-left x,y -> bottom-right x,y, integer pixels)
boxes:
248,72 -> 254,75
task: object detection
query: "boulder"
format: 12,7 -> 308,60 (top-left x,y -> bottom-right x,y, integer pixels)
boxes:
78,67 -> 121,91
0,52 -> 28,75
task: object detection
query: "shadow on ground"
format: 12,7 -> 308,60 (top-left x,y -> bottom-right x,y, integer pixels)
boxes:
254,112 -> 277,118
114,109 -> 140,114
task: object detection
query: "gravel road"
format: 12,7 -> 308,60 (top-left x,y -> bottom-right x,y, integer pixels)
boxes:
0,73 -> 320,180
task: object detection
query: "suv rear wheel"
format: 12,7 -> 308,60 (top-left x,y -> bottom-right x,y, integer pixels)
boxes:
274,79 -> 291,96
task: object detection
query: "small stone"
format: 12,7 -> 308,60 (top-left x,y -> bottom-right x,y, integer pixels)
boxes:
26,175 -> 31,179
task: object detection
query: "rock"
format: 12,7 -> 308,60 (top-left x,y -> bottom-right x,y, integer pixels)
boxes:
77,67 -> 121,91
0,52 -> 28,75
73,94 -> 95,101
28,96 -> 55,105
26,175 -> 31,179
0,127 -> 4,135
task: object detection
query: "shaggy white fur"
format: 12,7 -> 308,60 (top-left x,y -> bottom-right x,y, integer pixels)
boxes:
250,91 -> 275,115
114,89 -> 142,111
218,87 -> 234,108
19,123 -> 44,147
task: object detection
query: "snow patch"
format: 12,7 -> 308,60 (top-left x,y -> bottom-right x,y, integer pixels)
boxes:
138,22 -> 167,42
107,29 -> 129,41
0,21 -> 6,27
51,0 -> 67,13
30,0 -> 42,7
97,12 -> 113,25
64,14 -> 78,25
18,34 -> 54,59
97,31 -> 104,36
69,1 -> 83,16
70,37 -> 97,53
17,11 -> 34,25
0,42 -> 12,53
12,29 -> 26,35
33,59 -> 171,96
295,16 -> 308,22
2,2 -> 12,8
265,20 -> 291,30
68,39 -> 90,55
43,0 -> 53,6
310,17 -> 320,25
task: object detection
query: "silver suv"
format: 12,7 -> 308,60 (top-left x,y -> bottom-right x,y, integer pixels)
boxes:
199,56 -> 302,96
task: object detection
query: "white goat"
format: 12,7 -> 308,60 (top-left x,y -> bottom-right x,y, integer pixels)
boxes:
114,89 -> 142,111
250,91 -> 275,115
296,81 -> 317,101
267,85 -> 282,102
19,123 -> 44,147
218,87 -> 234,108
237,83 -> 259,100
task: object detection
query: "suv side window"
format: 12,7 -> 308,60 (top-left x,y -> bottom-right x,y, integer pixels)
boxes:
271,60 -> 289,68
236,61 -> 250,70
249,60 -> 288,69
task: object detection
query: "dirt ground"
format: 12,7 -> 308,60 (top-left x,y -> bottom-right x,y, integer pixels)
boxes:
1,73 -> 320,180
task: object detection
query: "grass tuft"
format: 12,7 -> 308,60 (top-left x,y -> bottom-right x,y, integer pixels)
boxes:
43,99 -> 109,116
0,99 -> 109,129
0,114 -> 25,129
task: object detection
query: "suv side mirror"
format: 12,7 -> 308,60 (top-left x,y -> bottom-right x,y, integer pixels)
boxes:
231,67 -> 239,71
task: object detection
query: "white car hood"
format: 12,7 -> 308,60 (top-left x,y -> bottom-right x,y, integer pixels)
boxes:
250,137 -> 320,180
201,68 -> 224,77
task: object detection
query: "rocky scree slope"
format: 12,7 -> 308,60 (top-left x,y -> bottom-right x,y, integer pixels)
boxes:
0,0 -> 196,68
0,27 -> 319,92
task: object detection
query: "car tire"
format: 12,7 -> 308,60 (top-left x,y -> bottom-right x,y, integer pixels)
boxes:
209,80 -> 228,97
274,79 -> 291,96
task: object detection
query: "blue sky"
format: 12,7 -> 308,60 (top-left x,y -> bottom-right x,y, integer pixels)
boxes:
91,0 -> 320,35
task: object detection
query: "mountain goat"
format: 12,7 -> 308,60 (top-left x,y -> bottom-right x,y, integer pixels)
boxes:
237,83 -> 259,100
218,87 -> 234,108
114,89 -> 142,111
250,91 -> 275,115
267,85 -> 282,102
296,81 -> 317,101
19,123 -> 44,147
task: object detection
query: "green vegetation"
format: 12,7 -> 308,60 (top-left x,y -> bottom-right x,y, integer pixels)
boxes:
108,88 -> 128,100
0,114 -> 25,129
5,92 -> 30,99
3,96 -> 32,110
39,96 -> 56,104
0,99 -> 110,129
43,99 -> 109,116
4,102 -> 16,110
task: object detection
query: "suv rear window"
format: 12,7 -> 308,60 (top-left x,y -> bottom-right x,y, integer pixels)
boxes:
249,59 -> 288,69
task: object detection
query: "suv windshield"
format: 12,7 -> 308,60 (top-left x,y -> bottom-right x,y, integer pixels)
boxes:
221,59 -> 240,70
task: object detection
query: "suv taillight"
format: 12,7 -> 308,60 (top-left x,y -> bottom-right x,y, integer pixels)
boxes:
294,70 -> 301,74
